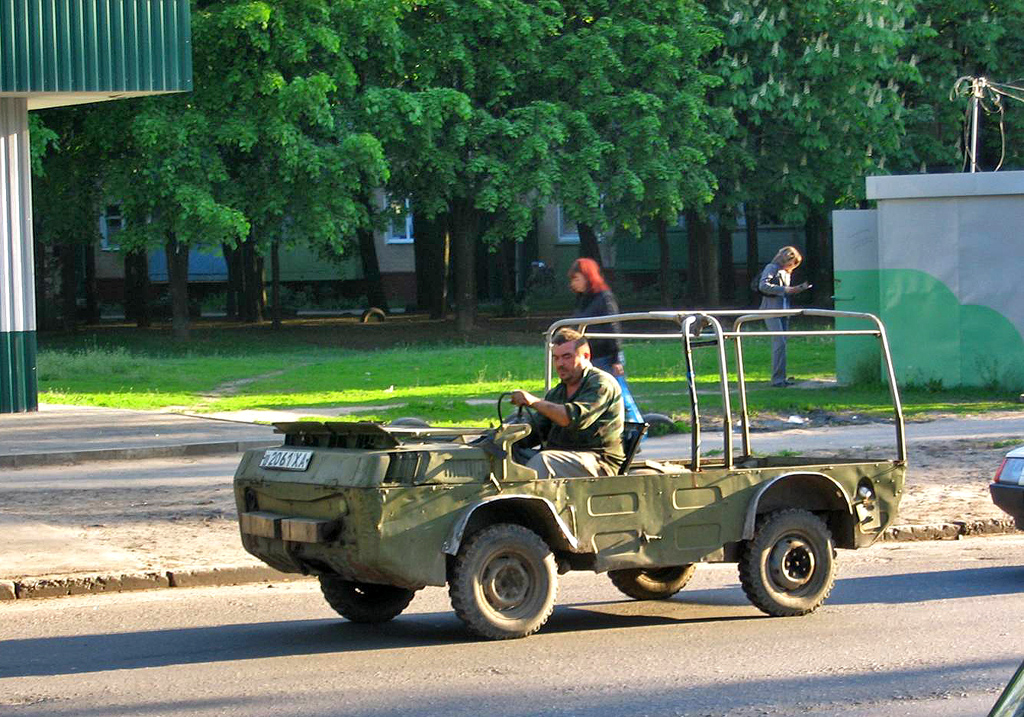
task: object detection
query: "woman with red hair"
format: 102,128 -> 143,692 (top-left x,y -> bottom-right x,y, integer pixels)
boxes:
568,258 -> 643,424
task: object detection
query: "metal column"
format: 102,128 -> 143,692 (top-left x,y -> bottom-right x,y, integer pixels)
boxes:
0,98 -> 38,412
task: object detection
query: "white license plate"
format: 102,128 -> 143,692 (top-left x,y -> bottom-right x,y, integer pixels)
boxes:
259,449 -> 313,471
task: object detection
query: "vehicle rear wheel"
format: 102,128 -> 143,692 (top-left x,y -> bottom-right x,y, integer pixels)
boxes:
319,575 -> 416,623
608,564 -> 696,600
448,523 -> 557,640
738,508 -> 836,617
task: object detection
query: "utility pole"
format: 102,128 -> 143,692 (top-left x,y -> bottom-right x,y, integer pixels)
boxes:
970,77 -> 986,173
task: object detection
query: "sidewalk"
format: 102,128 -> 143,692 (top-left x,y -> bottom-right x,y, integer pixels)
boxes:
0,405 -> 1020,601
0,404 -> 279,468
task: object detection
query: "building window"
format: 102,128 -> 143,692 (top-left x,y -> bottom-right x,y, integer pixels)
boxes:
99,205 -> 123,251
556,205 -> 579,244
385,197 -> 414,244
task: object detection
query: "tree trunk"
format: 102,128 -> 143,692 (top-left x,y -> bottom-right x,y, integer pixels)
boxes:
718,214 -> 735,306
124,249 -> 152,328
222,242 -> 239,320
744,203 -> 760,305
271,237 -> 281,329
357,226 -> 390,313
435,218 -> 451,320
498,238 -> 517,315
577,222 -> 602,266
84,243 -> 99,324
451,198 -> 479,333
34,237 -> 52,330
59,243 -> 77,332
804,209 -> 833,307
685,212 -> 719,307
256,254 -> 266,318
240,237 -> 263,323
656,218 -> 672,308
165,235 -> 190,341
414,213 -> 451,319
703,215 -> 720,307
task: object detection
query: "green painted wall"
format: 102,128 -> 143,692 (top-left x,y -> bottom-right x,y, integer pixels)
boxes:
880,269 -> 1024,389
0,0 -> 192,95
838,265 -> 1024,389
834,269 -> 881,384
0,331 -> 37,412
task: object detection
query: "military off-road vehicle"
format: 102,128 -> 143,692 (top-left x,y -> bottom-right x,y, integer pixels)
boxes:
233,309 -> 906,640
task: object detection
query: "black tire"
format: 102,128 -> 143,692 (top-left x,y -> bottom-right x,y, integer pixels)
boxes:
608,565 -> 697,600
319,575 -> 416,623
448,523 -> 558,640
738,508 -> 836,617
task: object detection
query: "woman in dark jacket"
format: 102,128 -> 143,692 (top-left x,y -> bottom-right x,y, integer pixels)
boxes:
757,245 -> 811,387
568,258 -> 643,424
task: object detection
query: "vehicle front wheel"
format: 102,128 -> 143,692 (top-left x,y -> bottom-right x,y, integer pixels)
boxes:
319,575 -> 416,623
448,523 -> 558,640
609,564 -> 696,600
738,508 -> 836,617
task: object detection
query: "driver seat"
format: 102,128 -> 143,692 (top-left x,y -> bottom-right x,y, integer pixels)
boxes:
619,421 -> 648,473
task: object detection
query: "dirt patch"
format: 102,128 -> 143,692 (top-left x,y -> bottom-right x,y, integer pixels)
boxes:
798,437 -> 1011,525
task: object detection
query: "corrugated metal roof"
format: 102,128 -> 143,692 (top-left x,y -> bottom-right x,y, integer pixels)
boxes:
0,0 -> 192,97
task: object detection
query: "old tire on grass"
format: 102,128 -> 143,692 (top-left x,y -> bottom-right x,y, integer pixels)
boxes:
449,523 -> 557,640
319,575 -> 416,623
360,307 -> 386,323
608,565 -> 697,600
387,417 -> 431,428
644,412 -> 676,436
738,508 -> 836,617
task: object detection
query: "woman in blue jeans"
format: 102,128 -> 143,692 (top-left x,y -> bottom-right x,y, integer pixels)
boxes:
568,258 -> 643,424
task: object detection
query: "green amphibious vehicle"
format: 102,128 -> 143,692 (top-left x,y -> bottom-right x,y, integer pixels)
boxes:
233,309 -> 907,640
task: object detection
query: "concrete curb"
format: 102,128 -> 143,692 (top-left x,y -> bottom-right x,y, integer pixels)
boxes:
3,565 -> 308,601
0,439 -> 279,469
1,518 -> 1019,602
881,517 -> 1019,542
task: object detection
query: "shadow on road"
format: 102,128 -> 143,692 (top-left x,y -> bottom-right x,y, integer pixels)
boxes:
0,616 -> 466,678
830,565 -> 1024,605
3,566 -> 1021,679
0,594 -> 760,679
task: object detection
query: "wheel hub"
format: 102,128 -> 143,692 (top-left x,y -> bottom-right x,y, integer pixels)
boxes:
482,555 -> 531,610
768,536 -> 815,591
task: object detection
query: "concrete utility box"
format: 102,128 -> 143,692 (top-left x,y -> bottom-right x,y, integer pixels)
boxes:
833,172 -> 1024,390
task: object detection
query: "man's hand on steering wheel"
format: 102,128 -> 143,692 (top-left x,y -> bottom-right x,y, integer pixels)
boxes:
510,390 -> 540,409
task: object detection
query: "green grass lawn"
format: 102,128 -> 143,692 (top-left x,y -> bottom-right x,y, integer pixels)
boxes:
36,317 -> 1020,426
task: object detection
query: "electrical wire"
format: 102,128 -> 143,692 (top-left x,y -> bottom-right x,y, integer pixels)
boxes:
950,76 -> 1019,171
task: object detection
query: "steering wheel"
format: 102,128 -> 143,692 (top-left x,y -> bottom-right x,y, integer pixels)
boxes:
497,392 -> 543,457
497,391 -> 528,425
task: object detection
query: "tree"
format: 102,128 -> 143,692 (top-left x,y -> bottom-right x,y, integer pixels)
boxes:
98,95 -> 248,340
193,0 -> 390,326
543,1 -> 722,306
898,1 -> 1024,174
704,0 -> 918,302
30,109 -> 98,331
369,0 -> 571,332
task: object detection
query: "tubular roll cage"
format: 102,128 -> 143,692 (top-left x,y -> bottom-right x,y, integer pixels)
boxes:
544,308 -> 906,471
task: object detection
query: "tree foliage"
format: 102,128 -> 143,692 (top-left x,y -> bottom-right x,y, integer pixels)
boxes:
898,1 -> 1024,173
707,0 -> 919,222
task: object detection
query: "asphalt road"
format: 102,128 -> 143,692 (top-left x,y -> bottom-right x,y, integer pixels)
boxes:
2,535 -> 1022,717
